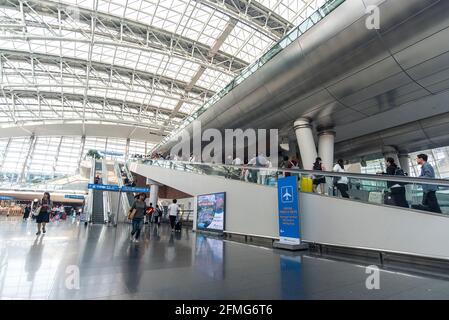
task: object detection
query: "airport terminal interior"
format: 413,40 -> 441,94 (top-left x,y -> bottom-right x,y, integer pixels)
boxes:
1,0 -> 449,300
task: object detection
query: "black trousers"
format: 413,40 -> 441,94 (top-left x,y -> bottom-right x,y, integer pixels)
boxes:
423,191 -> 442,214
169,215 -> 176,229
390,186 -> 409,208
336,184 -> 349,198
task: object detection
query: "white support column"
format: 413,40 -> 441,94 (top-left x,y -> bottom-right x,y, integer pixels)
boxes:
77,135 -> 86,174
125,138 -> 130,161
318,130 -> 335,172
398,153 -> 411,175
52,136 -> 63,179
294,118 -> 317,170
18,135 -> 36,183
149,184 -> 159,207
146,178 -> 161,207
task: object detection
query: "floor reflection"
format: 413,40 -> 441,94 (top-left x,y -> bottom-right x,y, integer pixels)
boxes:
25,236 -> 44,282
1,217 -> 449,299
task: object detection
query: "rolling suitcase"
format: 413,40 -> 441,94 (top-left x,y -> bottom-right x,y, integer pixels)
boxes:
300,176 -> 313,193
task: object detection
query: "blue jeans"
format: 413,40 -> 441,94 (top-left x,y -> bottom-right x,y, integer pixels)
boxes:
131,218 -> 143,239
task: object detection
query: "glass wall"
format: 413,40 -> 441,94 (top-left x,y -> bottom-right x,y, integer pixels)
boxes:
361,146 -> 449,179
0,135 -> 153,184
27,137 -> 61,181
0,137 -> 31,182
128,140 -> 147,158
55,137 -> 83,176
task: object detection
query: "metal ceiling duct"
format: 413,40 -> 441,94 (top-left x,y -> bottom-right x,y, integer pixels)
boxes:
156,0 -> 449,156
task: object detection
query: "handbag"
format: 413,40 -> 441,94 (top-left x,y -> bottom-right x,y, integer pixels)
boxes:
128,208 -> 137,220
33,206 -> 42,217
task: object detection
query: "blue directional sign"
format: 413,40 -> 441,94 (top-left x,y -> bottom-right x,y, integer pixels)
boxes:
121,186 -> 149,193
277,176 -> 300,245
98,150 -> 124,156
87,184 -> 148,193
64,194 -> 85,200
0,196 -> 15,200
88,183 -> 120,191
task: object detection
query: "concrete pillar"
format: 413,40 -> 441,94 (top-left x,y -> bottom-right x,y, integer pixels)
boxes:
125,138 -> 130,161
146,178 -> 160,207
149,184 -> 159,207
294,118 -> 317,170
77,135 -> 86,174
318,130 -> 335,172
398,153 -> 410,175
18,135 -> 36,183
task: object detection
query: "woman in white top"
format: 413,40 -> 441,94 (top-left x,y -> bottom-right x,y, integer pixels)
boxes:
333,159 -> 349,198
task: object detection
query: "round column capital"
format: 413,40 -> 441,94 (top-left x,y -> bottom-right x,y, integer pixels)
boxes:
294,118 -> 312,130
318,129 -> 336,137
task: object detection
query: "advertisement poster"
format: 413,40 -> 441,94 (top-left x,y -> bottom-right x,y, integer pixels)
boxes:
196,192 -> 225,232
277,176 -> 300,244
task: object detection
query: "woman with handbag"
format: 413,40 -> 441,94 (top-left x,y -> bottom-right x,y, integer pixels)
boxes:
35,192 -> 52,236
128,193 -> 147,243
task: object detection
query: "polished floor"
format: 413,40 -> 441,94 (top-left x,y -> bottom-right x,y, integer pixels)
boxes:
1,216 -> 449,300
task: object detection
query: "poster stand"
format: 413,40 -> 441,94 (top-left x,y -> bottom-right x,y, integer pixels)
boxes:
276,176 -> 309,251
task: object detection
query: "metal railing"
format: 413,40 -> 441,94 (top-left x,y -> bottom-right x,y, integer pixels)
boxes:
133,159 -> 449,216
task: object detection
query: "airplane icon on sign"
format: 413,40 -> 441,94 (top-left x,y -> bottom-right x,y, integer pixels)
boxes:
283,190 -> 292,201
280,186 -> 294,203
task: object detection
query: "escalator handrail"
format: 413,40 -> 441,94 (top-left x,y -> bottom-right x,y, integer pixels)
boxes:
134,159 -> 449,187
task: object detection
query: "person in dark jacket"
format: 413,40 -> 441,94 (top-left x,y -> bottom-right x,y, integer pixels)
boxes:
381,157 -> 408,208
36,192 -> 52,235
312,157 -> 326,194
23,205 -> 31,221
129,193 -> 147,243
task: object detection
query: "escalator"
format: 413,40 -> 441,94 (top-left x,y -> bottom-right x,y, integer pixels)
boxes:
128,159 -> 449,261
91,188 -> 105,224
120,163 -> 135,208
91,160 -> 105,224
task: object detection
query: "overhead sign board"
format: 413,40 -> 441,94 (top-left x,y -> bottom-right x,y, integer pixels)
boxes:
88,184 -> 148,193
88,184 -> 120,191
0,196 -> 15,200
64,194 -> 85,200
121,186 -> 149,193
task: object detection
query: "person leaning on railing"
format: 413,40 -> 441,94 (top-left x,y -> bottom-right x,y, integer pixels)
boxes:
377,157 -> 409,208
332,159 -> 349,199
415,153 -> 442,214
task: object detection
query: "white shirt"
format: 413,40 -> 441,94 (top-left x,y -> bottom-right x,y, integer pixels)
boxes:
232,158 -> 242,165
333,164 -> 348,184
248,155 -> 268,166
168,203 -> 179,216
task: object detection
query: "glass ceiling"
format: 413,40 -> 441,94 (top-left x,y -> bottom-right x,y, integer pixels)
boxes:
0,0 -> 326,138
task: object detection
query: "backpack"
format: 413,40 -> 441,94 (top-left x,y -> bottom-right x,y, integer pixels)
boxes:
313,162 -> 322,171
394,167 -> 407,186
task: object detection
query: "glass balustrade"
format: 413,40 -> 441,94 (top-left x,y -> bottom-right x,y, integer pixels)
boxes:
132,159 -> 449,216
